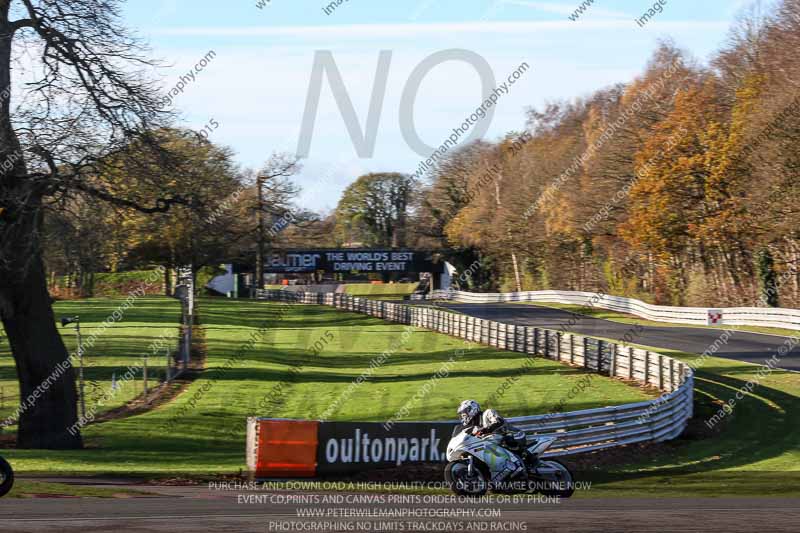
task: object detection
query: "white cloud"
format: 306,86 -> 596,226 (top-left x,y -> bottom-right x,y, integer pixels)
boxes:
152,20 -> 729,39
501,0 -> 630,19
148,14 -> 735,211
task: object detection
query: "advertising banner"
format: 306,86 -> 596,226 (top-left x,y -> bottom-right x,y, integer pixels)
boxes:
316,421 -> 456,474
248,419 -> 319,478
263,250 -> 445,274
247,418 -> 457,478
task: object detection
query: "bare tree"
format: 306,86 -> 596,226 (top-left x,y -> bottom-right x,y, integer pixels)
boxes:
247,153 -> 301,287
0,0 -> 183,448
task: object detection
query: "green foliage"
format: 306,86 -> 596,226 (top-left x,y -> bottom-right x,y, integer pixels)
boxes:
93,270 -> 165,297
757,249 -> 779,307
602,260 -> 623,295
602,259 -> 647,299
52,270 -> 164,298
43,128 -> 251,283
196,265 -> 227,295
335,173 -> 413,247
499,276 -> 517,293
538,265 -> 550,290
517,268 -> 540,292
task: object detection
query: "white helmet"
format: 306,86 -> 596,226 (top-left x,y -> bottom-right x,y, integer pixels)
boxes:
457,399 -> 480,425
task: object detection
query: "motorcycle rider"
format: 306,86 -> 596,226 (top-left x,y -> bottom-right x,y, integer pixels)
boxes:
457,399 -> 530,467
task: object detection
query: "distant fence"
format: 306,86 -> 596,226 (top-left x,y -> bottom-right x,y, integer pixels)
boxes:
253,289 -> 694,468
423,289 -> 800,331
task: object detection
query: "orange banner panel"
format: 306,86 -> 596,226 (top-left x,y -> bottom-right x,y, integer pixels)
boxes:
255,420 -> 318,478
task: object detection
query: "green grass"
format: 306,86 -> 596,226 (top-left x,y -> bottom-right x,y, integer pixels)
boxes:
5,480 -> 149,498
515,301 -> 799,337
1,298 -> 653,476
343,283 -> 419,300
398,302 -> 800,497
5,296 -> 796,498
0,297 -> 181,425
577,345 -> 800,497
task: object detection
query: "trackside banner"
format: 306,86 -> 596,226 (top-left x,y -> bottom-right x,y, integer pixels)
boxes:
262,249 -> 445,274
316,422 -> 455,474
247,418 -> 456,478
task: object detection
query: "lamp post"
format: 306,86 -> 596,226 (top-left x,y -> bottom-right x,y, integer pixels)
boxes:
256,174 -> 265,291
176,266 -> 194,371
60,316 -> 84,420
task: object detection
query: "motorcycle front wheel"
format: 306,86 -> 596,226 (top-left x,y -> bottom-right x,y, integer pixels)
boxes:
444,460 -> 488,496
0,456 -> 14,498
532,459 -> 574,498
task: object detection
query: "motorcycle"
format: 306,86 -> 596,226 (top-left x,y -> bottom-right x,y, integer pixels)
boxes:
444,427 -> 574,497
0,455 -> 13,498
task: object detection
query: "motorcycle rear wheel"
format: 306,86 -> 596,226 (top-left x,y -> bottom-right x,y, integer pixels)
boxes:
0,456 -> 14,498
445,460 -> 488,496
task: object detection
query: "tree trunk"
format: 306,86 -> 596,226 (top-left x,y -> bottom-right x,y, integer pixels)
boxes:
0,11 -> 82,449
87,271 -> 95,298
164,265 -> 173,296
0,250 -> 83,449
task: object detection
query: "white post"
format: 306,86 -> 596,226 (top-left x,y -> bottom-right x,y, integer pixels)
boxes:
76,319 -> 85,421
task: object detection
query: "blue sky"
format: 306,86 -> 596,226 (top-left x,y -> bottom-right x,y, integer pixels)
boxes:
122,0 -> 752,212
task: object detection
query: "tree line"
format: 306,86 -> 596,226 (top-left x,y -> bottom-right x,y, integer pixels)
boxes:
308,2 -> 800,307
3,0 -> 798,449
37,1 -> 800,309
407,0 -> 800,307
42,132 -> 315,298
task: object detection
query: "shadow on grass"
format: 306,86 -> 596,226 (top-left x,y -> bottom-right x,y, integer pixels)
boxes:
51,298 -> 181,326
580,366 -> 800,492
196,341 -> 560,368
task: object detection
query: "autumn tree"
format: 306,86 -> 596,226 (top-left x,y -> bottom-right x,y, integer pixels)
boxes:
413,1 -> 800,305
119,129 -> 246,288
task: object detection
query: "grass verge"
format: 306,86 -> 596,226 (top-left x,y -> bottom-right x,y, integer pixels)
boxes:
6,480 -> 149,498
2,297 -> 654,476
0,297 -> 181,425
573,343 -> 800,497
343,283 -> 419,300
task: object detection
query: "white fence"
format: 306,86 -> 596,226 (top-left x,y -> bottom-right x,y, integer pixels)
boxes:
425,289 -> 800,331
256,290 -> 694,457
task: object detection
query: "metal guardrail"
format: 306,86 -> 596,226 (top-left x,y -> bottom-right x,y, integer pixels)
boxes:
425,289 -> 800,331
255,289 -> 694,457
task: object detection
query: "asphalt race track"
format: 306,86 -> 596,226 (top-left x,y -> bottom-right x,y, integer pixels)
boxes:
2,482 -> 800,533
434,302 -> 800,371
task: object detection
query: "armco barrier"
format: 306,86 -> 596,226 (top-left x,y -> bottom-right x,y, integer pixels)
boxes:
249,290 -> 694,478
424,289 -> 800,331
